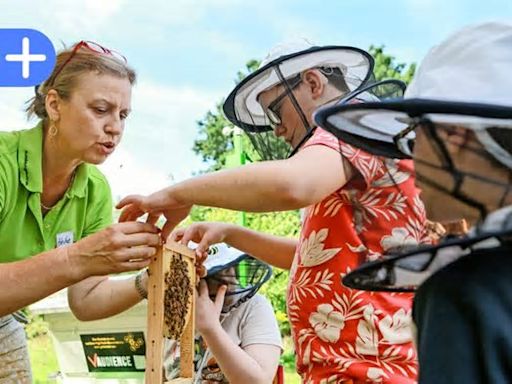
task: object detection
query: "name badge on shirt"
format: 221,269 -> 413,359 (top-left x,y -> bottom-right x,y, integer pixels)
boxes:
56,231 -> 74,248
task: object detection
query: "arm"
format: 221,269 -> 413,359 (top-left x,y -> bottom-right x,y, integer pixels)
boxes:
201,325 -> 280,384
67,273 -> 147,321
0,163 -> 72,315
0,248 -> 78,316
68,175 -> 153,321
0,222 -> 159,317
66,222 -> 160,321
171,222 -> 297,269
118,144 -> 353,237
173,144 -> 352,210
196,281 -> 280,384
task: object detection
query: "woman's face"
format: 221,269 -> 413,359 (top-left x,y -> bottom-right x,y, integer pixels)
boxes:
53,72 -> 132,165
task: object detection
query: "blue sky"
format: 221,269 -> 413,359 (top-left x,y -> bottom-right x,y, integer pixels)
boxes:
1,0 -> 511,200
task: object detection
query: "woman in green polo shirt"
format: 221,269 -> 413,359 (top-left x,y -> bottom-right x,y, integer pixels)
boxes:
0,41 -> 161,382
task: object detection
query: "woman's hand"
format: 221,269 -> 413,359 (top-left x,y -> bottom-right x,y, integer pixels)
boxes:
116,190 -> 192,240
170,222 -> 235,258
195,279 -> 227,335
66,221 -> 161,280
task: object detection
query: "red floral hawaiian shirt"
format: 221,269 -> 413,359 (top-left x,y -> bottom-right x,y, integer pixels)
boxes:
287,128 -> 429,384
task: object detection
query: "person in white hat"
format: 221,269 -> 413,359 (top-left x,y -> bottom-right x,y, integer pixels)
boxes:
118,40 -> 428,383
164,243 -> 282,383
314,22 -> 512,383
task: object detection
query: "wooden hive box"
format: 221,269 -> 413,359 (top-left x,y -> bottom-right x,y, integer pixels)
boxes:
145,240 -> 196,383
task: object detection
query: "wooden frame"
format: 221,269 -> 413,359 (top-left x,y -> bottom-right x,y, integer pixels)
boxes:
145,240 -> 196,383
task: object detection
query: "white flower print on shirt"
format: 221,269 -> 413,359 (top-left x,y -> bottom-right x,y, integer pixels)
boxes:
288,129 -> 421,382
349,188 -> 408,234
355,304 -> 380,356
380,227 -> 419,253
309,303 -> 345,343
347,243 -> 382,262
300,228 -> 341,267
355,304 -> 413,357
378,309 -> 413,345
371,159 -> 411,188
339,143 -> 383,183
288,268 -> 334,306
367,367 -> 387,383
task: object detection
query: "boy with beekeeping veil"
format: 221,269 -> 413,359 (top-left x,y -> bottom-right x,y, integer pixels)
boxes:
164,243 -> 282,383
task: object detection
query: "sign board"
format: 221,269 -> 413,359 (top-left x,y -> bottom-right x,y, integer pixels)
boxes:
81,332 -> 146,373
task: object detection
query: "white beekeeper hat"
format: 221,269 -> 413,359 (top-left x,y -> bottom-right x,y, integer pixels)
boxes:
223,39 -> 375,133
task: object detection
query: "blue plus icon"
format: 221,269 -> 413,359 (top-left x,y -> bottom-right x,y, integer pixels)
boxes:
5,37 -> 47,79
0,29 -> 56,87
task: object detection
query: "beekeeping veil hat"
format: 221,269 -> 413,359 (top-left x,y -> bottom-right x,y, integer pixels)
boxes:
196,243 -> 272,313
222,39 -> 375,159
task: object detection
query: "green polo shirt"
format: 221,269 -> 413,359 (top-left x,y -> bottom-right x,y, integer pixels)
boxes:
0,123 -> 113,263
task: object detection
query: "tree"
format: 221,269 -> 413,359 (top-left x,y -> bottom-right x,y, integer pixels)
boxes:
192,60 -> 262,172
369,45 -> 416,83
193,104 -> 233,172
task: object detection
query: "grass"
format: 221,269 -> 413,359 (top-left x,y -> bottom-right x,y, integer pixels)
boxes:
28,334 -> 59,384
281,335 -> 302,383
284,366 -> 302,384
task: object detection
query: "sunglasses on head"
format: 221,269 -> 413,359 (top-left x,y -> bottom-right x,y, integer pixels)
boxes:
45,40 -> 127,88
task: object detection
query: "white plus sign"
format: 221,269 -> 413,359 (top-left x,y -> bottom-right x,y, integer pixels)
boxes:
5,37 -> 47,79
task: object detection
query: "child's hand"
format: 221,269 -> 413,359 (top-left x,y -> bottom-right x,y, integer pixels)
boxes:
195,280 -> 227,334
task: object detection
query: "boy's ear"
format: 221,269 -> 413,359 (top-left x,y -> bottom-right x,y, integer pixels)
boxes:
302,69 -> 325,99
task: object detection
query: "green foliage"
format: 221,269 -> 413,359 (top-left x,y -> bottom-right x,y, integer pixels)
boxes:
29,334 -> 59,383
192,59 -> 264,172
25,311 -> 59,383
24,310 -> 49,339
186,205 -> 238,224
236,59 -> 260,83
259,268 -> 291,335
281,336 -> 301,381
245,210 -> 301,238
192,103 -> 233,172
284,363 -> 302,384
281,350 -> 296,369
369,45 -> 416,84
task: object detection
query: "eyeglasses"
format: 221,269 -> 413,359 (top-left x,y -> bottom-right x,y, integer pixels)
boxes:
46,40 -> 127,87
263,75 -> 302,128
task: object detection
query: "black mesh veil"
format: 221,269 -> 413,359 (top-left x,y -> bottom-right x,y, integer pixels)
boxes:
206,254 -> 272,313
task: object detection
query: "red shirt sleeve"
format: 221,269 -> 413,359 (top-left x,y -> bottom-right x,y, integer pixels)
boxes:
302,127 -> 386,187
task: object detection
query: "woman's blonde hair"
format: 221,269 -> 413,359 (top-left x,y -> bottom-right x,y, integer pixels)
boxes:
26,43 -> 136,120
